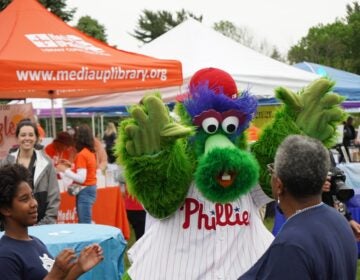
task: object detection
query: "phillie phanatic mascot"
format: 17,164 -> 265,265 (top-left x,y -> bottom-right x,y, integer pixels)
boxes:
116,67 -> 345,280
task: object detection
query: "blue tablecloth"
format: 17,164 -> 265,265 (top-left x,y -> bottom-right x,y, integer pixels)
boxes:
28,224 -> 127,280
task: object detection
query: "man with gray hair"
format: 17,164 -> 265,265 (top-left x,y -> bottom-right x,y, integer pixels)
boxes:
239,135 -> 357,280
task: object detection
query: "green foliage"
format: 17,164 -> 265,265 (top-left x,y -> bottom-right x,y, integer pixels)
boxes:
270,48 -> 286,62
131,9 -> 202,43
288,1 -> 360,74
0,0 -> 10,11
213,20 -> 285,62
0,0 -> 76,22
213,20 -> 254,48
76,16 -> 108,43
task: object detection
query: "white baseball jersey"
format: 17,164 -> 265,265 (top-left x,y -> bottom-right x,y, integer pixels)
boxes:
128,183 -> 274,280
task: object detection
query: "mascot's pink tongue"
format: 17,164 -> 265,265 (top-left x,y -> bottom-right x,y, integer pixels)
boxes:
205,134 -> 236,188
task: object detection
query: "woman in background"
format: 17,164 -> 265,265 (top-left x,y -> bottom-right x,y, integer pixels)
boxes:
103,122 -> 117,164
1,119 -> 59,225
57,124 -> 97,223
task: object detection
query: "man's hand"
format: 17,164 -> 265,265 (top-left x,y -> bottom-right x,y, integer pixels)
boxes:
125,95 -> 193,156
349,220 -> 360,241
276,78 -> 346,144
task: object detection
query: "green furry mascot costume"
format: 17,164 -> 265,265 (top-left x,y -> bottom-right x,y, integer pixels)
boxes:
116,68 -> 345,280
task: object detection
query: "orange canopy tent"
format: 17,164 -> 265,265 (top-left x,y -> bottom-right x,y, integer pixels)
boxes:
0,0 -> 183,99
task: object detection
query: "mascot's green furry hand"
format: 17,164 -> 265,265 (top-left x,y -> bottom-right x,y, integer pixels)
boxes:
117,94 -> 194,219
252,78 -> 346,197
125,95 -> 193,156
276,78 -> 346,146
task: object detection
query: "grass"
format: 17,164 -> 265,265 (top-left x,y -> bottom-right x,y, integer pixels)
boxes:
124,217 -> 360,278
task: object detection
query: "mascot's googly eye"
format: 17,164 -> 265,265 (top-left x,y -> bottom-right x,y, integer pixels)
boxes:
202,117 -> 219,134
222,116 -> 239,134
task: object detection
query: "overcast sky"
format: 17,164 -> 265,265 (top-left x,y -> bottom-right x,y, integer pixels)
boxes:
67,0 -> 351,54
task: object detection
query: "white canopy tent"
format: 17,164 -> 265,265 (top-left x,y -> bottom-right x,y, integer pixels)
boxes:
64,18 -> 319,108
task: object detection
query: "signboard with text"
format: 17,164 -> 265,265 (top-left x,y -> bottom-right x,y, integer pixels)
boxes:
0,103 -> 34,159
253,104 -> 281,128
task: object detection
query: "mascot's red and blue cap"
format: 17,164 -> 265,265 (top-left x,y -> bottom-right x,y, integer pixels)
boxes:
176,67 -> 238,101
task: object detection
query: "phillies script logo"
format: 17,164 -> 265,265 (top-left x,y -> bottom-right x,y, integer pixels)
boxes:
181,198 -> 250,230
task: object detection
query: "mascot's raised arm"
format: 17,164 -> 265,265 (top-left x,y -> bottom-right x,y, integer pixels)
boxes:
252,78 -> 345,196
116,67 -> 345,280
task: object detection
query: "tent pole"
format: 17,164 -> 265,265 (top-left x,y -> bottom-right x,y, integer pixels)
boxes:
50,98 -> 56,138
62,107 -> 67,132
92,114 -> 95,137
48,90 -> 56,138
101,115 -> 104,138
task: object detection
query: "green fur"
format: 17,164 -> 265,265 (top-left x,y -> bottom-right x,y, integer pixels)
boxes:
235,131 -> 248,150
195,147 -> 259,203
124,140 -> 192,218
114,95 -> 193,218
174,102 -> 193,126
251,108 -> 303,196
252,78 -> 346,197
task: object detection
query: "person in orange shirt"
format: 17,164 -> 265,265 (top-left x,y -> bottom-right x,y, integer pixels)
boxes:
247,123 -> 261,142
45,131 -> 76,166
56,125 -> 97,224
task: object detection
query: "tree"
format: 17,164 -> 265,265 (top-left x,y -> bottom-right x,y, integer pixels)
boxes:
213,20 -> 255,49
0,0 -> 10,11
270,47 -> 286,62
288,1 -> 360,74
213,20 -> 286,62
0,0 -> 76,22
345,1 -> 360,74
132,9 -> 202,43
76,16 -> 108,43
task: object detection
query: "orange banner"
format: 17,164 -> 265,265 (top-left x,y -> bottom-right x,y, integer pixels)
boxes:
57,187 -> 130,240
0,0 -> 183,99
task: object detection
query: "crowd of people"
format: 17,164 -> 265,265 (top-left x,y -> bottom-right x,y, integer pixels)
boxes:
0,89 -> 360,278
